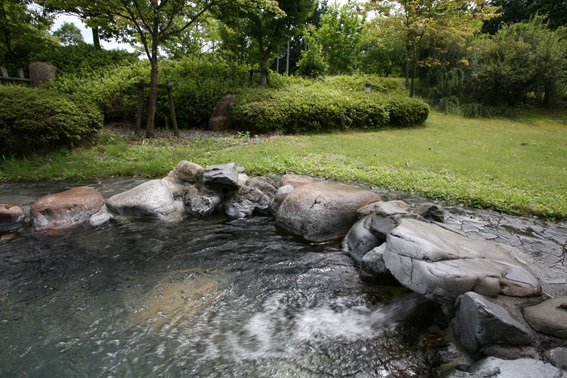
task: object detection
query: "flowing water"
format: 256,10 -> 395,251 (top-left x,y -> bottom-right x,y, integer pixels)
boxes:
4,178 -> 565,377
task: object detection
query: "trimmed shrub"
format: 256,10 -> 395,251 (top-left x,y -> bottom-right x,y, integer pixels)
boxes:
0,86 -> 103,156
231,81 -> 428,134
386,96 -> 430,126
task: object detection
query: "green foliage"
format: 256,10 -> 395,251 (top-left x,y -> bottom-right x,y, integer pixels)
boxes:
32,43 -> 137,76
468,16 -> 567,107
0,86 -> 103,156
296,47 -> 329,78
231,77 -> 428,133
47,57 -> 254,127
52,21 -> 85,46
160,58 -> 253,127
0,0 -> 54,73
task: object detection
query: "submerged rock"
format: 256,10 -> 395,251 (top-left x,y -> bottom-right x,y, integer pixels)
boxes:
31,186 -> 105,231
274,182 -> 381,243
0,204 -> 26,232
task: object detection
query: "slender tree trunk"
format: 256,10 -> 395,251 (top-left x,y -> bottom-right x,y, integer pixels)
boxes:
92,27 -> 101,49
260,51 -> 270,86
146,28 -> 160,138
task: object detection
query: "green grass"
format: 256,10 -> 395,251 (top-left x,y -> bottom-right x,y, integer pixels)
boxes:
1,110 -> 566,219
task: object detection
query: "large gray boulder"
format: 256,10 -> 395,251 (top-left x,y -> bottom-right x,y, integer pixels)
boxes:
31,186 -> 105,231
523,297 -> 567,339
106,179 -> 184,220
384,218 -> 541,307
451,292 -> 534,356
274,182 -> 381,243
443,357 -> 567,378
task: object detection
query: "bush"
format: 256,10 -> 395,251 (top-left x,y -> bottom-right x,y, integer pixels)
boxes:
0,86 -> 103,156
231,80 -> 428,133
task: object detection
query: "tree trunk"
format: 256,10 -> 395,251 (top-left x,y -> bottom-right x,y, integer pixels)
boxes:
146,55 -> 159,138
92,27 -> 101,49
260,52 -> 270,86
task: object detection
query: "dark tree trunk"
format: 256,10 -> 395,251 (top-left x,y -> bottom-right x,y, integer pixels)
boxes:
92,27 -> 101,49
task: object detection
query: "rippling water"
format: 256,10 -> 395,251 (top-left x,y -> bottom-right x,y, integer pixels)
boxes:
0,179 -> 462,377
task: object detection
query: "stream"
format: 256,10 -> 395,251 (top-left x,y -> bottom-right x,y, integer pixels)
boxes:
1,178 -> 566,377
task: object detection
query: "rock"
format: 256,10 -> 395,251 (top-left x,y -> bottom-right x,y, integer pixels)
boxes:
523,297 -> 567,339
29,61 -> 56,87
370,201 -> 410,242
384,218 -> 542,307
106,179 -> 183,220
414,202 -> 446,222
224,185 -> 271,218
246,176 -> 278,197
356,201 -> 382,218
443,357 -> 567,378
269,184 -> 294,215
274,182 -> 381,243
0,204 -> 26,231
360,244 -> 401,285
184,187 -> 222,217
0,195 -> 35,231
31,186 -> 105,231
208,94 -> 236,131
203,162 -> 241,189
343,215 -> 380,264
89,205 -> 112,227
451,292 -> 534,356
279,174 -> 314,188
163,161 -> 204,197
546,347 -> 567,370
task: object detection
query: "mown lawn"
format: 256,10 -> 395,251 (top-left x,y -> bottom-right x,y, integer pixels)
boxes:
1,110 -> 566,219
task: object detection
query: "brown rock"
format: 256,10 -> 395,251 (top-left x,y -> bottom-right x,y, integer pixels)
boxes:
31,186 -> 105,231
274,182 -> 381,243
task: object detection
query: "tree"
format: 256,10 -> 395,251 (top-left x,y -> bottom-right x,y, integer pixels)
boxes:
37,0 -> 118,49
366,0 -> 498,97
469,15 -> 567,106
483,0 -> 567,33
0,0 -> 53,71
306,1 -> 364,75
41,0 -> 280,138
223,0 -> 317,86
53,21 -> 85,45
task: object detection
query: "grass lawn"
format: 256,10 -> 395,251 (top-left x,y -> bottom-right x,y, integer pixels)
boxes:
1,110 -> 566,219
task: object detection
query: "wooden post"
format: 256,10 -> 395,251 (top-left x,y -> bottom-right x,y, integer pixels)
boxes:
166,81 -> 179,138
136,80 -> 145,136
1,67 -> 11,86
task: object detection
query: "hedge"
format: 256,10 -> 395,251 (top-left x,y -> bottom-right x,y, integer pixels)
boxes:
231,81 -> 429,134
0,86 -> 103,156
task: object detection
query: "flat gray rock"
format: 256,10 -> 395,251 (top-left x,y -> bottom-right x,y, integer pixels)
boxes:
384,218 -> 541,306
203,162 -> 241,188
